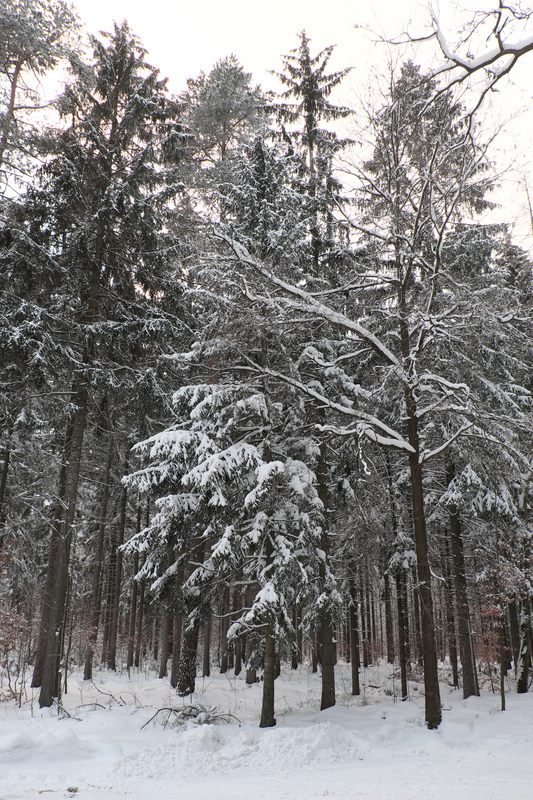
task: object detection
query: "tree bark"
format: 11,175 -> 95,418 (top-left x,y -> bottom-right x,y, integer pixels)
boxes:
245,631 -> 258,684
349,587 -> 360,696
158,610 -> 171,678
508,601 -> 520,674
517,599 -> 531,694
170,612 -> 183,688
39,372 -> 88,707
0,59 -> 22,174
446,465 -> 479,700
407,440 -> 441,728
396,570 -> 410,701
291,606 -> 299,670
360,587 -> 369,668
0,434 -> 12,535
219,587 -> 230,673
176,623 -> 200,696
84,440 -> 114,680
202,613 -> 211,678
107,483 -> 127,671
317,439 -> 336,711
134,568 -> 145,669
443,545 -> 459,689
259,624 -> 276,728
384,573 -> 395,664
499,610 -> 507,711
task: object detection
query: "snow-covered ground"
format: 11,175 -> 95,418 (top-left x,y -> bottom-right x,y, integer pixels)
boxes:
1,663 -> 531,800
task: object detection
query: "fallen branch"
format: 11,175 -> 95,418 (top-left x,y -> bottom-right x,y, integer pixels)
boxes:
141,703 -> 241,731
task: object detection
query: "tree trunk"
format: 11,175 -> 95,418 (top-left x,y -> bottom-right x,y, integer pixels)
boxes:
134,570 -> 145,669
396,570 -> 410,701
311,630 -> 318,673
176,623 -> 200,696
349,588 -> 360,696
291,606 -> 299,669
412,578 -> 423,667
0,60 -> 22,173
84,440 -> 113,680
499,611 -> 507,711
245,631 -> 258,684
0,434 -> 12,535
39,372 -> 88,707
447,465 -> 479,700
31,496 -> 63,688
517,599 -> 531,694
170,613 -> 183,688
234,633 -> 242,676
508,601 -> 520,674
360,587 -> 369,668
398,275 -> 441,727
219,588 -> 230,673
259,624 -> 276,728
384,573 -> 395,664
443,546 -> 459,689
107,483 -> 127,671
202,613 -> 211,678
407,443 -> 441,728
317,439 -> 336,710
158,610 -> 170,678
152,614 -> 159,662
127,546 -> 140,671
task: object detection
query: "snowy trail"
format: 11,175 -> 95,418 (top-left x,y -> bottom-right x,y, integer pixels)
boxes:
1,665 -> 531,800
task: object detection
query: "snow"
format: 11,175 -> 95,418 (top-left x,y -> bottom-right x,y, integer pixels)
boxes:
1,663 -> 532,800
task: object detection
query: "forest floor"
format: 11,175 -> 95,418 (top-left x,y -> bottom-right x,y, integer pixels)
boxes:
0,662 -> 532,800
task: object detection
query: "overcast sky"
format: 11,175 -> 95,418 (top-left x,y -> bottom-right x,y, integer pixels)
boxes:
69,0 -> 533,248
71,0 -> 425,90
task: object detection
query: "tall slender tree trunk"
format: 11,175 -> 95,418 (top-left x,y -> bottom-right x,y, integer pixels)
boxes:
127,503 -> 143,671
127,549 -> 139,671
170,612 -> 183,688
158,611 -> 171,678
0,432 -> 13,535
365,575 -> 374,664
259,623 -> 276,728
0,59 -> 22,173
317,439 -> 335,711
407,447 -> 441,727
234,632 -> 242,676
219,587 -> 230,673
107,482 -> 127,671
384,573 -> 395,664
31,495 -> 63,688
412,578 -> 423,667
508,601 -> 520,674
396,570 -> 410,701
133,570 -> 145,669
517,599 -> 531,694
176,623 -> 200,696
499,610 -> 507,711
245,628 -> 258,685
443,545 -> 459,689
349,585 -> 360,696
84,439 -> 114,680
202,613 -> 211,678
397,275 -> 441,726
291,606 -> 299,670
446,465 -> 478,700
39,372 -> 89,707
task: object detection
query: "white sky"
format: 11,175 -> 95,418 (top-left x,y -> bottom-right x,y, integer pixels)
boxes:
68,0 -> 533,248
71,0 -> 425,91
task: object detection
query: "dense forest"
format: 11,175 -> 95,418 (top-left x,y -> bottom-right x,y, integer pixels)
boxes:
0,0 -> 532,733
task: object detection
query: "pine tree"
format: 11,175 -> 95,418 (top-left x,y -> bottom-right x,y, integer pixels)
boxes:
0,0 -> 78,189
30,22 -> 186,706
